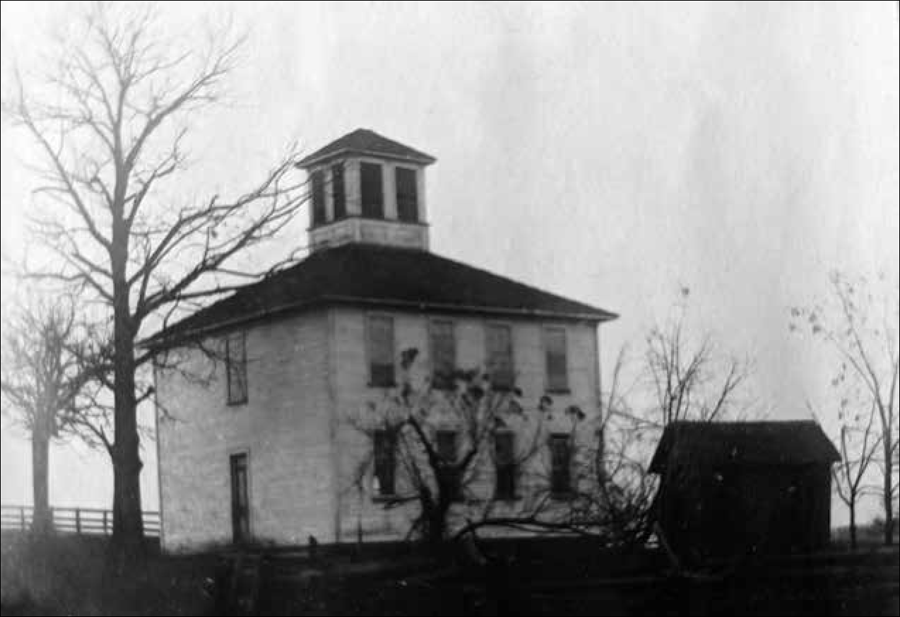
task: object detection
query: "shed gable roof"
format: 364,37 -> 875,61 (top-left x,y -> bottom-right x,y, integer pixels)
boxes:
648,421 -> 840,473
144,243 -> 616,349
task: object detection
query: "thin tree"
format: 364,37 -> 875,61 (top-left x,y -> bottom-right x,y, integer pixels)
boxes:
792,271 -> 899,545
830,401 -> 880,550
0,298 -> 88,535
4,3 -> 308,553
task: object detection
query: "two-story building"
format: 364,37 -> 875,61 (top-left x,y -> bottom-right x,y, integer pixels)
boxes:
147,129 -> 617,552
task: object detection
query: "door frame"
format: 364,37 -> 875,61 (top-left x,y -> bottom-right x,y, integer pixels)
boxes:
229,449 -> 251,544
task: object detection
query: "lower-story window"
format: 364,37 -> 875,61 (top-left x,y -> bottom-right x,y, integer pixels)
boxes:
549,433 -> 572,496
494,432 -> 517,500
373,429 -> 396,496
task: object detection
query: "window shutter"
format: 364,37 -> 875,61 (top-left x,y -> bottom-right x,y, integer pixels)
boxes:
486,325 -> 514,389
311,170 -> 326,225
395,167 -> 418,222
331,163 -> 346,220
368,315 -> 395,386
360,162 -> 384,218
430,320 -> 456,390
226,332 -> 248,405
550,434 -> 571,495
494,432 -> 516,499
545,327 -> 568,391
436,430 -> 461,501
373,430 -> 396,496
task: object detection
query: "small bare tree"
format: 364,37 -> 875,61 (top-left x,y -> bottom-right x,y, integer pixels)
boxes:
826,400 -> 880,550
792,271 -> 899,545
0,298 -> 90,534
4,3 -> 308,553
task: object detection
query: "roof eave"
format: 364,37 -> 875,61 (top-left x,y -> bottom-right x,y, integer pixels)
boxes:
141,295 -> 616,351
297,147 -> 437,169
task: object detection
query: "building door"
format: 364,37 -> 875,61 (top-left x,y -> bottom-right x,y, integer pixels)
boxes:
230,453 -> 250,544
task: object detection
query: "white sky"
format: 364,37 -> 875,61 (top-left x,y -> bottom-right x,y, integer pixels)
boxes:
1,2 -> 898,527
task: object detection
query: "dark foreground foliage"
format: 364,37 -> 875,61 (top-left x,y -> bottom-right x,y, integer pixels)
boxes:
2,532 -> 897,616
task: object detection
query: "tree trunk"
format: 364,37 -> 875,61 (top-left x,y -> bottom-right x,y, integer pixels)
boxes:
426,505 -> 448,547
423,489 -> 451,549
111,251 -> 144,556
31,416 -> 52,535
849,499 -> 857,551
884,451 -> 894,546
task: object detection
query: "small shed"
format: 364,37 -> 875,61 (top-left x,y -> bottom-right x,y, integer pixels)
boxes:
649,421 -> 840,561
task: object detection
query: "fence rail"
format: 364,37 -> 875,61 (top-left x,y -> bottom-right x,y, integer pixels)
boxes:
0,504 -> 160,537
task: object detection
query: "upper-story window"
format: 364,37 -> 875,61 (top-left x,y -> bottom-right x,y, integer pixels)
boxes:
367,315 -> 395,387
360,162 -> 384,219
395,167 -> 418,222
486,324 -> 514,390
544,326 -> 569,392
430,320 -> 456,390
225,331 -> 248,405
311,169 -> 326,225
331,163 -> 346,220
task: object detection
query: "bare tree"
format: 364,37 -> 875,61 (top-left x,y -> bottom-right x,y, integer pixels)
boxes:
347,349 -> 552,547
3,3 -> 308,553
811,400 -> 881,550
0,298 -> 90,534
576,346 -> 658,546
792,271 -> 899,545
564,290 -> 755,550
644,288 -> 751,427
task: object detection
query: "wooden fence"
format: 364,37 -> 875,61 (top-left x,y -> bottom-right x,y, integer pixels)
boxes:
0,504 -> 160,537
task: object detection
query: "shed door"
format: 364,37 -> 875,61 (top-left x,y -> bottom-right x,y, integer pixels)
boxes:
230,453 -> 250,544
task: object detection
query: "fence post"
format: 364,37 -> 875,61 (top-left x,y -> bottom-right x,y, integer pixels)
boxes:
103,510 -> 108,535
75,508 -> 81,534
20,506 -> 25,531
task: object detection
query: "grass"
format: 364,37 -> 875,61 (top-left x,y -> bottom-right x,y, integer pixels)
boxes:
0,532 -> 217,615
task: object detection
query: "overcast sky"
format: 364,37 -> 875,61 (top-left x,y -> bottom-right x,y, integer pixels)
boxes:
1,2 -> 898,526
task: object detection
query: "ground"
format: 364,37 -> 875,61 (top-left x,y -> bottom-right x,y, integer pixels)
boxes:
1,532 -> 897,616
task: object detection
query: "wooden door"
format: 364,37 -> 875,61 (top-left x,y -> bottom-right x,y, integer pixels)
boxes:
230,453 -> 250,544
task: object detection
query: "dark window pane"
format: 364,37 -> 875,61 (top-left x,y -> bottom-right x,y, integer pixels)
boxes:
436,430 -> 461,501
226,332 -> 248,405
368,315 -> 395,386
437,430 -> 457,463
331,163 -> 346,220
360,162 -> 384,218
550,434 -> 571,495
495,432 -> 516,500
373,430 -> 396,495
545,327 -> 568,391
486,325 -> 514,389
395,167 -> 418,222
430,320 -> 456,390
311,170 -> 326,225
